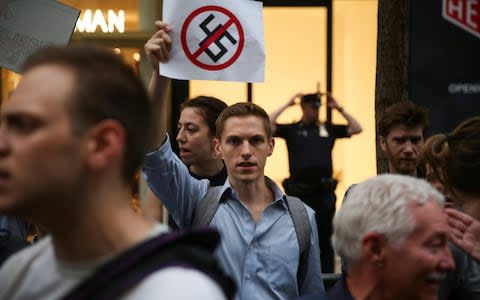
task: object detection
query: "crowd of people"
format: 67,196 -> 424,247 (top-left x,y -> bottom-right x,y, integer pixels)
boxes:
0,19 -> 479,300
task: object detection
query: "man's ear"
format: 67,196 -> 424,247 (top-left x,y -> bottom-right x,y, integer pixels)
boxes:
361,232 -> 386,266
212,137 -> 222,159
267,137 -> 275,157
85,119 -> 125,172
379,136 -> 387,153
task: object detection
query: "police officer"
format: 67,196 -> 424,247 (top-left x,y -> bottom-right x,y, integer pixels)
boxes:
269,92 -> 362,273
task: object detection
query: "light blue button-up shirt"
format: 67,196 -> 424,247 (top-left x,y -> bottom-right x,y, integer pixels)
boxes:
142,137 -> 324,300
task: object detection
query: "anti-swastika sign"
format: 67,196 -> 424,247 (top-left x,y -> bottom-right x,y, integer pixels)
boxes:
443,0 -> 480,39
181,6 -> 244,71
161,0 -> 264,82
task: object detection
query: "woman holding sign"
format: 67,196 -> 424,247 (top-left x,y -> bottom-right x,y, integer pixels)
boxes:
142,22 -> 228,225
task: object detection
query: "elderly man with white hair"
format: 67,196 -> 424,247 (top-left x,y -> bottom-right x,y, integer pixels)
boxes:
328,174 -> 455,300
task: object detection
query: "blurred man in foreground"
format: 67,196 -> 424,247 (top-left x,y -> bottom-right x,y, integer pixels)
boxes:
0,46 -> 232,299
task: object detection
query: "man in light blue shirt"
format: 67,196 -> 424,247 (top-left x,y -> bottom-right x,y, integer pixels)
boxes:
142,21 -> 324,300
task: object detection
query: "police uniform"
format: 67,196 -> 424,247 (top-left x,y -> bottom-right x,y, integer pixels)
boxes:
275,121 -> 350,273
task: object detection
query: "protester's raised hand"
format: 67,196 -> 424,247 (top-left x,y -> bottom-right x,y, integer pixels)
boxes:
446,208 -> 480,262
144,21 -> 172,72
326,93 -> 341,110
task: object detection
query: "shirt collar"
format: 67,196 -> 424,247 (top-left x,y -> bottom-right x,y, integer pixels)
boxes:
221,176 -> 288,210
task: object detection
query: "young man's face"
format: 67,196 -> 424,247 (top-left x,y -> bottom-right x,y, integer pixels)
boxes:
382,200 -> 454,300
213,115 -> 274,186
380,124 -> 424,175
0,64 -> 84,219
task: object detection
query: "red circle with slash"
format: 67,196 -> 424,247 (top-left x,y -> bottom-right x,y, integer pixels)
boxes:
181,5 -> 245,71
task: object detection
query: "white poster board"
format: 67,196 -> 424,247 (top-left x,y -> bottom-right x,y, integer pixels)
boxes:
161,0 -> 265,82
0,0 -> 80,73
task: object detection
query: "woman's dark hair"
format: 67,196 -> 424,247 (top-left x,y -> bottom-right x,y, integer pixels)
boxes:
181,96 -> 227,137
443,116 -> 480,196
420,134 -> 448,188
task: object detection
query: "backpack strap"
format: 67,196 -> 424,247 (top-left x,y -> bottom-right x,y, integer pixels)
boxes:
61,228 -> 236,300
286,195 -> 311,291
192,185 -> 224,227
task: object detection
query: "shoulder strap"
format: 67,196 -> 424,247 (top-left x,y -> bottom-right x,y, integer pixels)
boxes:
62,228 -> 235,300
192,185 -> 224,227
286,195 -> 311,290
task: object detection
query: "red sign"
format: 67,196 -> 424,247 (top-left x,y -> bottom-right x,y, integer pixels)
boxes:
181,6 -> 244,71
443,0 -> 480,39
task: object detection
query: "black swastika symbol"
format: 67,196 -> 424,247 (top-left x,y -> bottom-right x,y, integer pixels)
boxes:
181,5 -> 245,70
198,14 -> 237,62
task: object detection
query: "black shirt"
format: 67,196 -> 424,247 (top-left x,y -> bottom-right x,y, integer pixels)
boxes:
190,165 -> 228,186
275,122 -> 350,182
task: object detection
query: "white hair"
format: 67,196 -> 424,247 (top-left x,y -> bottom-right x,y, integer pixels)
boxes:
332,174 -> 444,265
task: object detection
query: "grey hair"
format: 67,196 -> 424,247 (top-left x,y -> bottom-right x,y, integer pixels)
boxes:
332,174 -> 444,265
